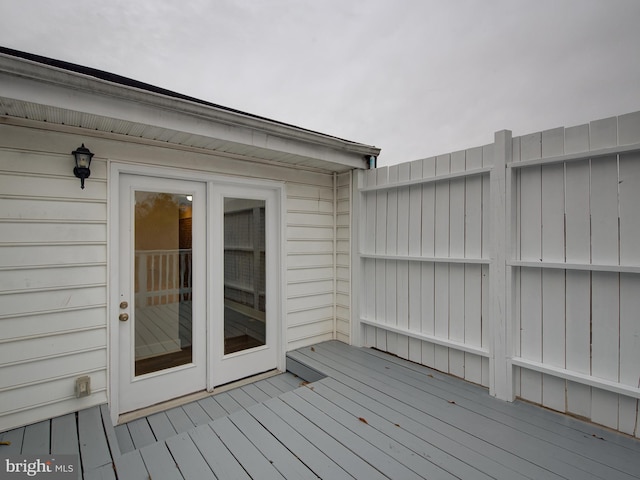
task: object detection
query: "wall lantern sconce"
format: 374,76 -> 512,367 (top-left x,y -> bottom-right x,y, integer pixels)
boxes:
72,144 -> 94,189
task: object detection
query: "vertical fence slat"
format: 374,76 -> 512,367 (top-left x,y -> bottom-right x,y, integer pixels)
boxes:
384,166 -> 398,354
589,116 -> 620,430
362,169 -> 377,347
540,127 -> 566,412
434,154 -> 451,372
564,123 -> 593,418
618,139 -> 640,436
510,138 -> 522,396
408,160 -> 423,363
375,167 -> 389,351
396,163 -> 411,359
421,157 -> 437,367
518,132 -> 543,405
465,146 -> 483,384
449,151 -> 466,377
482,143 -> 493,387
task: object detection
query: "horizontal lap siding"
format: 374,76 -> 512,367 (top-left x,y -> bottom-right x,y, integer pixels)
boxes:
286,175 -> 340,350
360,148 -> 490,386
0,147 -> 108,432
513,112 -> 640,436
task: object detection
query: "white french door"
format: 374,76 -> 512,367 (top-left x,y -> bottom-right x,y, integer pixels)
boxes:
118,174 -> 207,413
209,183 -> 279,386
114,167 -> 281,417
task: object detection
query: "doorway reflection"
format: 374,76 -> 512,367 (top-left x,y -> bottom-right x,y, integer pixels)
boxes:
223,198 -> 266,354
134,191 -> 194,375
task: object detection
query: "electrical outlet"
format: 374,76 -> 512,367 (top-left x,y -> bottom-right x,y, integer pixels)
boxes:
75,376 -> 91,398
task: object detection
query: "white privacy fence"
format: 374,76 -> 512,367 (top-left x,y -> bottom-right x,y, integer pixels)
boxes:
354,111 -> 640,437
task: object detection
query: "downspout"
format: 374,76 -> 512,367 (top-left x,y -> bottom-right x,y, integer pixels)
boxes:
333,171 -> 338,339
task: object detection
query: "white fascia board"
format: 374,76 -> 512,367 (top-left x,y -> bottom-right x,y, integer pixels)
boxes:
0,54 -> 380,169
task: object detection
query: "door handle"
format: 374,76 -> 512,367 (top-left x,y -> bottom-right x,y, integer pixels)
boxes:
119,313 -> 129,322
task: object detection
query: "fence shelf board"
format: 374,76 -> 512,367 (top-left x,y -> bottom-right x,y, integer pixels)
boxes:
507,141 -> 640,169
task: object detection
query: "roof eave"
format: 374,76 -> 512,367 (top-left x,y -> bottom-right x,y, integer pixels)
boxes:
0,51 -> 380,171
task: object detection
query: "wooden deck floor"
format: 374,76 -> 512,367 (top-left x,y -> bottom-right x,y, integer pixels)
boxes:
2,341 -> 640,479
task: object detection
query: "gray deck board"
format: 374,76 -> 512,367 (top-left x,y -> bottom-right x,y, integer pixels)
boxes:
265,375 -> 298,394
240,382 -> 272,402
248,402 -> 352,480
197,395 -> 228,420
295,382 -> 494,480
227,386 -> 259,409
51,414 -> 82,480
99,404 -> 121,459
314,341 -> 640,478
51,414 -> 78,455
146,411 -> 178,443
277,371 -> 305,389
213,391 -> 244,414
211,416 -> 285,480
279,390 -> 427,480
139,440 -> 184,480
22,420 -> 50,454
263,396 -> 388,480
228,409 -> 318,480
126,417 -> 156,451
289,348 -> 580,479
294,348 -> 602,479
84,463 -> 116,480
252,377 -> 282,397
165,432 -> 216,480
113,451 -> 148,480
182,401 -> 212,427
329,341 -> 637,468
0,427 -> 24,454
78,407 -> 112,471
311,376 -> 533,480
114,424 -> 135,454
3,341 -> 639,480
189,424 -> 251,480
290,343 -> 640,480
165,406 -> 196,433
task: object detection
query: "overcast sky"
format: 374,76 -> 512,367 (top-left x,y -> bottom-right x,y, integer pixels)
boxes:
1,0 -> 639,166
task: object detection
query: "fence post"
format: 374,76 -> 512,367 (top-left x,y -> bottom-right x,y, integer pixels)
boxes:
490,129 -> 514,401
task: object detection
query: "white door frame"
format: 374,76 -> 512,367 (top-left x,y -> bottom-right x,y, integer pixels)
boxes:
109,162 -> 286,424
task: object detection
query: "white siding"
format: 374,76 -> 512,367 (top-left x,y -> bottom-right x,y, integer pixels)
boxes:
0,121 -> 351,431
285,177 -> 336,350
0,145 -> 108,431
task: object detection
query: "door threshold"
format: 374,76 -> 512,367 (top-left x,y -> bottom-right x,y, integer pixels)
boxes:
117,369 -> 281,424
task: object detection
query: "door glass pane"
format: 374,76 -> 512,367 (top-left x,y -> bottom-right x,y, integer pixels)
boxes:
134,191 -> 194,375
224,198 -> 266,354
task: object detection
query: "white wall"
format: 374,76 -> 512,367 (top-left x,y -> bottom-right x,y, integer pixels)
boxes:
0,141 -> 109,430
0,120 -> 349,431
355,111 -> 640,438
